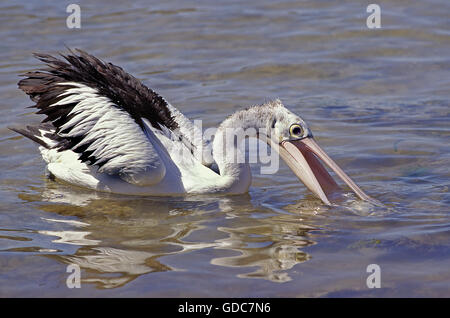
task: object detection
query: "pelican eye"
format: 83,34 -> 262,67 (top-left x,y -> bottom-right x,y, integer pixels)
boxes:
289,124 -> 303,137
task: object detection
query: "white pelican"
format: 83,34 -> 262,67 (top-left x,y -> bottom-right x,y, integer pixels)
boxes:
11,49 -> 377,205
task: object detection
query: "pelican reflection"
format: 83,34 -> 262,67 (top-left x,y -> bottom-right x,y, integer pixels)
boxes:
19,181 -> 319,287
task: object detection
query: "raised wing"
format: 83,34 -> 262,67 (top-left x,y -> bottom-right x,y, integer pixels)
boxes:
17,49 -> 184,185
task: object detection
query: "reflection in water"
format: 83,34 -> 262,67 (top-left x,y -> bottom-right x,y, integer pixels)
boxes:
57,247 -> 172,289
212,224 -> 313,282
17,180 -> 317,288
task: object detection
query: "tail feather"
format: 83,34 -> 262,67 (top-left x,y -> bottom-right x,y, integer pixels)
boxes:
9,124 -> 53,148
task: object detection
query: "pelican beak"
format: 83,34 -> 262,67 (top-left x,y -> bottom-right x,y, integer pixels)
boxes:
278,137 -> 375,205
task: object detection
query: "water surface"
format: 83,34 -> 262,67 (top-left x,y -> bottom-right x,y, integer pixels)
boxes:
0,0 -> 449,297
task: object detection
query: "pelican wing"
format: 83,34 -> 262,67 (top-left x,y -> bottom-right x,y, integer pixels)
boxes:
17,49 -> 184,185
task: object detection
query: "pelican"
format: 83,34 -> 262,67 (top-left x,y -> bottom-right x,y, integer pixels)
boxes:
10,49 -> 377,205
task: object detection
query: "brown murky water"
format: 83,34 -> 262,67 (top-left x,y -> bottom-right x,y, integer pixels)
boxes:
0,0 -> 449,297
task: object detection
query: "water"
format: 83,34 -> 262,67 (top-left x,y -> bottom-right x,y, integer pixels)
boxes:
0,0 -> 449,297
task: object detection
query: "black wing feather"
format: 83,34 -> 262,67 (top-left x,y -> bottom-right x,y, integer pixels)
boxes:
16,49 -> 179,168
19,49 -> 178,132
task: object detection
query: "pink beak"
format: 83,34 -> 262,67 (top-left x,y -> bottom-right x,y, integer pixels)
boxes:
279,137 -> 377,205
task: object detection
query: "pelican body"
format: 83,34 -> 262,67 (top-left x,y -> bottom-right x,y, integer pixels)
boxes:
11,50 -> 376,205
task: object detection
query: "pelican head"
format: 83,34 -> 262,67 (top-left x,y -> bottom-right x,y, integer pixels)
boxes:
214,99 -> 376,205
260,101 -> 375,205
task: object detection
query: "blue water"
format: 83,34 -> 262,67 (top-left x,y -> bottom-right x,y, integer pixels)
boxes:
0,0 -> 449,296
